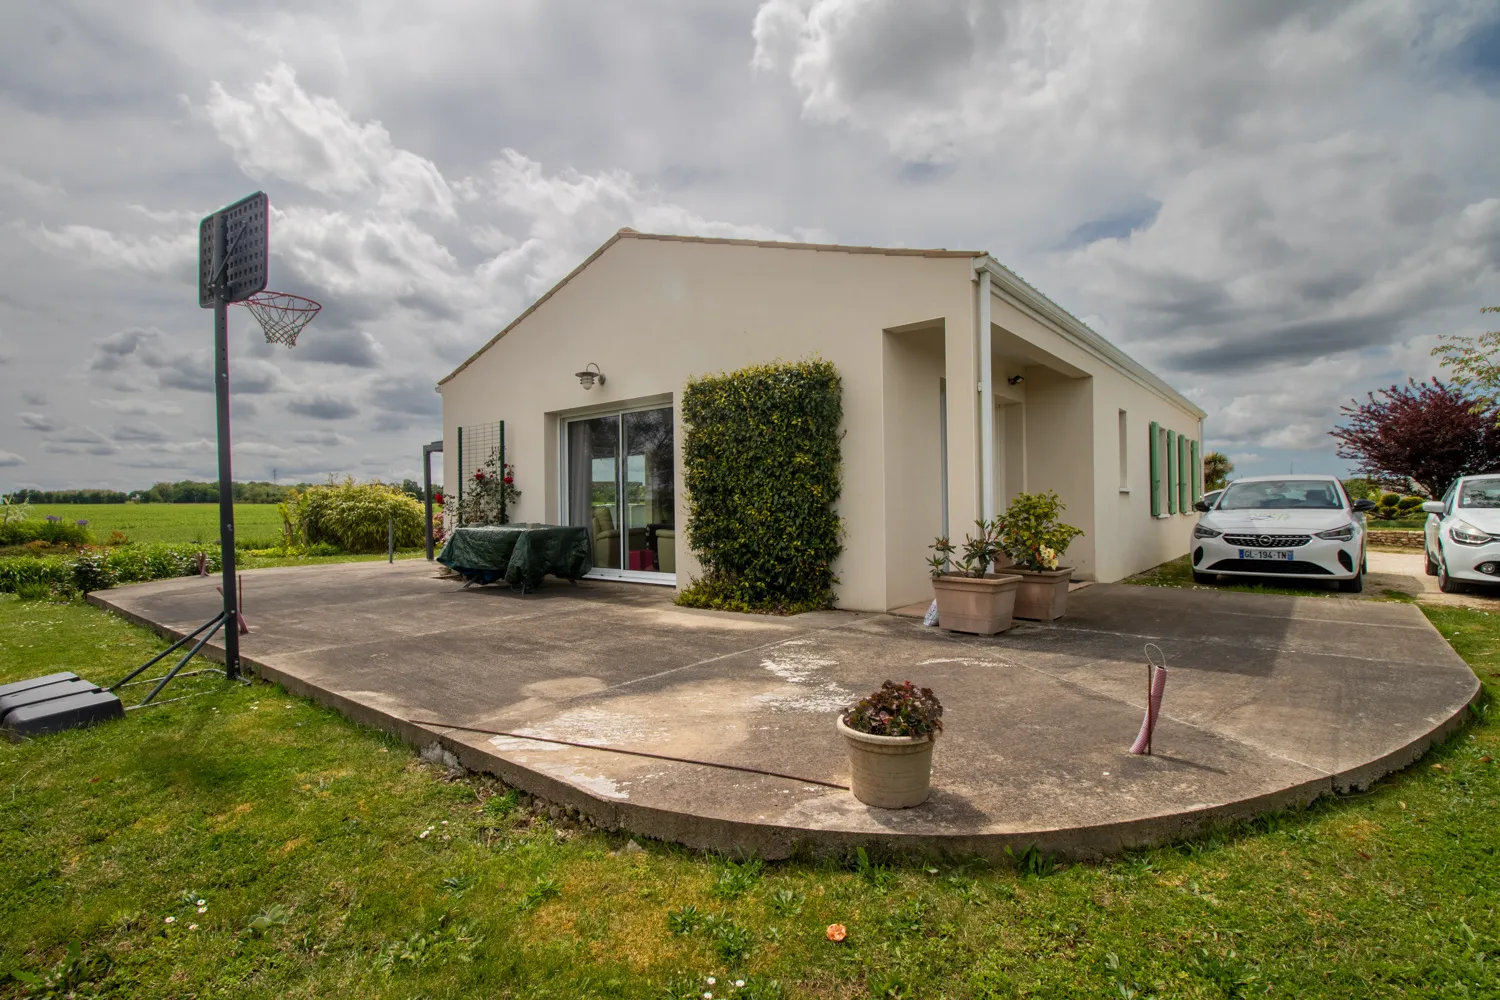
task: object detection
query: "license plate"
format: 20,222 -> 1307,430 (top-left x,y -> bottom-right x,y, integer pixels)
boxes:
1239,549 -> 1294,560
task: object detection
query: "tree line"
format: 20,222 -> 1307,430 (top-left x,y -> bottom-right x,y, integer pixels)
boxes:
6,479 -> 441,505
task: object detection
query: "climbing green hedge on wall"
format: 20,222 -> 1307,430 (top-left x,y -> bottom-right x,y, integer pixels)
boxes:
677,358 -> 844,614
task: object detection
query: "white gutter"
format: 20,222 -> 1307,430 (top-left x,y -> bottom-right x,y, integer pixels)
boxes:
977,267 -> 995,522
973,256 -> 1207,419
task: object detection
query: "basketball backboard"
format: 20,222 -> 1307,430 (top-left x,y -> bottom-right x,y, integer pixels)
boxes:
198,191 -> 268,307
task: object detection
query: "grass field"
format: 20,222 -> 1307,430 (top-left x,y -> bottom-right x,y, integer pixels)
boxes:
0,595 -> 1496,997
27,504 -> 287,547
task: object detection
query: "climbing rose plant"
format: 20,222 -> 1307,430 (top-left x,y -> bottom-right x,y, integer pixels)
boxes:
456,448 -> 521,527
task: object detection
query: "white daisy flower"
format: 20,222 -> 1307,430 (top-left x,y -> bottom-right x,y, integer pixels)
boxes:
164,916 -> 175,924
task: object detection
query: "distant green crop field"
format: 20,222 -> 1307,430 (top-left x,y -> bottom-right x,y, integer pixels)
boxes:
27,504 -> 286,546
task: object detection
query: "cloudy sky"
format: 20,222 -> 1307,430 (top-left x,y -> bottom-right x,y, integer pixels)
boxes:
1,0 -> 1496,490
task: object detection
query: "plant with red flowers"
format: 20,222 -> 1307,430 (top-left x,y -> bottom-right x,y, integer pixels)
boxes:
457,448 -> 521,526
842,680 -> 943,738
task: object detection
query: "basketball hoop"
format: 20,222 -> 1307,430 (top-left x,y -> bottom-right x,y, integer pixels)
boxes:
236,290 -> 322,347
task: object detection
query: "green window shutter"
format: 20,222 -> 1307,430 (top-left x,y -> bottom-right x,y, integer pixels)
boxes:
1166,429 -> 1177,514
1178,434 -> 1190,513
1149,422 -> 1161,516
1190,439 -> 1201,505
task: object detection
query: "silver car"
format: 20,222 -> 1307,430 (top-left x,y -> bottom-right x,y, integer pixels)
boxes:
1424,474 -> 1500,593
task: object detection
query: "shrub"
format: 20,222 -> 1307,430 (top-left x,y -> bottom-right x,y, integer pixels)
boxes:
14,581 -> 53,601
0,519 -> 91,547
298,479 -> 424,553
678,358 -> 843,613
0,556 -> 73,594
843,681 -> 944,738
997,491 -> 1084,571
1396,496 -> 1425,513
929,522 -> 1000,578
71,549 -> 119,593
1378,493 -> 1402,509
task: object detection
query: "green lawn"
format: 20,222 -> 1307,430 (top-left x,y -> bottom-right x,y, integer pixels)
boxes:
1,595 -> 1496,997
28,504 -> 287,547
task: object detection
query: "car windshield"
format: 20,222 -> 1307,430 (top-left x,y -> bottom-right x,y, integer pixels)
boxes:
1459,478 -> 1500,508
1217,480 -> 1344,510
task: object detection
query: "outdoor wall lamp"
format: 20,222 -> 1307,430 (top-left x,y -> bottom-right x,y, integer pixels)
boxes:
1007,375 -> 1025,386
574,362 -> 606,390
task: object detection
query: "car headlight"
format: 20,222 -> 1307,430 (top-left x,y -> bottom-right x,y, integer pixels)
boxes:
1450,520 -> 1494,546
1315,523 -> 1355,542
1193,523 -> 1222,539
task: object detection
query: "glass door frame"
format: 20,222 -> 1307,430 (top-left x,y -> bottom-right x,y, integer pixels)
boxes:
559,401 -> 677,586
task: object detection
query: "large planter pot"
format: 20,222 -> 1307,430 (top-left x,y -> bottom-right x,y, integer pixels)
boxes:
930,572 -> 1021,635
1011,567 -> 1072,621
837,716 -> 936,808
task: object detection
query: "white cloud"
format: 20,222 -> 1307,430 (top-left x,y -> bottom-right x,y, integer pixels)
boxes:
204,64 -> 456,219
0,451 -> 25,467
32,224 -> 197,276
18,412 -> 57,432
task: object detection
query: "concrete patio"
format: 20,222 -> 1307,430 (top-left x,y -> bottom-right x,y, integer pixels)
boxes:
92,561 -> 1480,860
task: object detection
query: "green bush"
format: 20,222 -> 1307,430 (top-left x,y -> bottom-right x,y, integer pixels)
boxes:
1378,493 -> 1402,509
0,556 -> 73,594
71,550 -> 118,593
997,491 -> 1084,571
0,543 -> 220,594
302,479 -> 423,553
677,358 -> 843,614
1396,496 -> 1424,513
0,519 -> 91,546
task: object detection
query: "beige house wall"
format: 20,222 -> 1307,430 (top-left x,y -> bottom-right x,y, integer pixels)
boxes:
439,235 -> 974,612
440,234 -> 1202,611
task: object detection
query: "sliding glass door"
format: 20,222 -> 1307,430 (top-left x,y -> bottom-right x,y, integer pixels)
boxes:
565,405 -> 675,581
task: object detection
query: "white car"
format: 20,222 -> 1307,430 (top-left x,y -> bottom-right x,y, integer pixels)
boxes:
1423,474 -> 1500,593
1190,474 -> 1377,592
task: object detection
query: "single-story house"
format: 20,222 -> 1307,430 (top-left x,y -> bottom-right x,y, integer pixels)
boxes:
438,230 -> 1206,612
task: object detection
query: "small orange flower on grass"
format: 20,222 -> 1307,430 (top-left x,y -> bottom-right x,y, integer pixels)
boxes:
826,923 -> 847,942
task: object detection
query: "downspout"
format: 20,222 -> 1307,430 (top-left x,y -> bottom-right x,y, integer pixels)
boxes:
976,260 -> 995,522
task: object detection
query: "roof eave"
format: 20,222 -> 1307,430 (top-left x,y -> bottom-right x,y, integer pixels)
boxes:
973,255 -> 1207,420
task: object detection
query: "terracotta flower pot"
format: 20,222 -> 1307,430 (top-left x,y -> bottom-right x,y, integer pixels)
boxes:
837,716 -> 936,808
930,572 -> 1021,634
1011,566 -> 1072,621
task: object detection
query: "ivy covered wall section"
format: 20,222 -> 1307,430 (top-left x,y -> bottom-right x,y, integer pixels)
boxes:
677,359 -> 844,614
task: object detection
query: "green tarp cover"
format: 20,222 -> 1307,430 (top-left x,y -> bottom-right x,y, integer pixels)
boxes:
437,525 -> 593,591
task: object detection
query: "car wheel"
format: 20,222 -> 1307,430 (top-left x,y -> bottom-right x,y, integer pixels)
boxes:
1438,561 -> 1464,594
1191,571 -> 1216,585
1424,548 -> 1439,576
1338,573 -> 1363,594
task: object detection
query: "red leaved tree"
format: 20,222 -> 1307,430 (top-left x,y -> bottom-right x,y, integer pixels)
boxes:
1331,378 -> 1500,497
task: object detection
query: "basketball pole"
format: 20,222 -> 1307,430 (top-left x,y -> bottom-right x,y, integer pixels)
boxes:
211,214 -> 240,681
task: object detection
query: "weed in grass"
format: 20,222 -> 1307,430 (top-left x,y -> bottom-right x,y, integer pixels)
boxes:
245,903 -> 290,937
704,912 -> 754,962
518,875 -> 562,910
767,887 -> 804,915
13,581 -> 52,601
441,873 -> 476,897
880,898 -> 929,937
483,788 -> 520,817
854,846 -> 898,889
710,856 -> 764,899
1007,843 -> 1058,877
375,913 -> 484,974
667,903 -> 703,934
6,940 -> 111,993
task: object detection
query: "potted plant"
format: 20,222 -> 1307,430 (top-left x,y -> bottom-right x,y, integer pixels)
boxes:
927,521 -> 1021,634
996,491 -> 1083,621
836,681 -> 943,808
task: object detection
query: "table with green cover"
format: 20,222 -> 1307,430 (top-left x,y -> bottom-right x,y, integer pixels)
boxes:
436,525 -> 593,592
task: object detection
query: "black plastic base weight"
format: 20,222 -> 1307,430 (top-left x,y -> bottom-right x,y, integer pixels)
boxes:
0,673 -> 123,741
